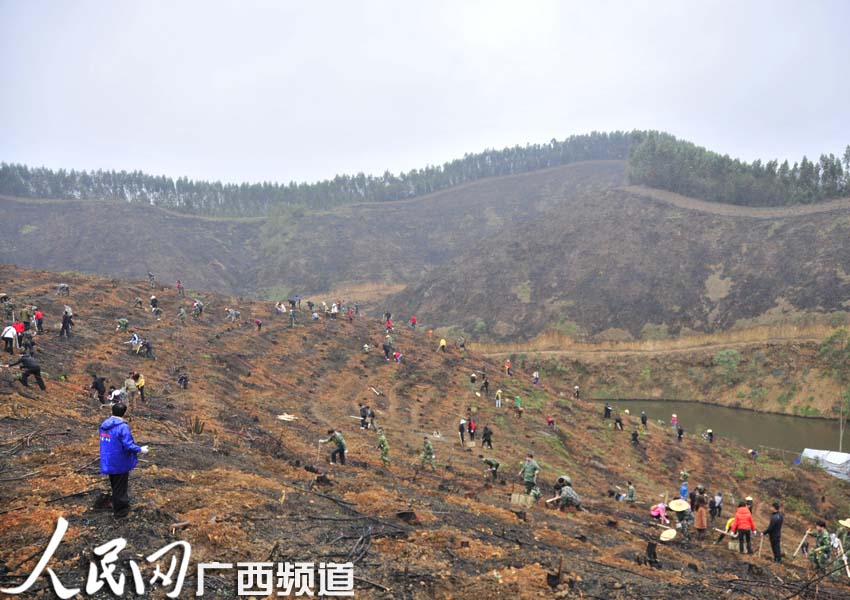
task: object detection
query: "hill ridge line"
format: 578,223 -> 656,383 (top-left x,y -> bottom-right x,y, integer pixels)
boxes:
0,160 -> 626,218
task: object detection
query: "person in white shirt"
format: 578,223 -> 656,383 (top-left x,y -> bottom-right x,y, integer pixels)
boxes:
2,325 -> 18,354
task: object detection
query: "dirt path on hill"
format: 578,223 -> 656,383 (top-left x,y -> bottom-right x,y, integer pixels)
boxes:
483,336 -> 824,359
624,185 -> 850,218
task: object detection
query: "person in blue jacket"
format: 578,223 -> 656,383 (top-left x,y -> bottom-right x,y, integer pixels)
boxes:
99,403 -> 148,518
680,479 -> 689,501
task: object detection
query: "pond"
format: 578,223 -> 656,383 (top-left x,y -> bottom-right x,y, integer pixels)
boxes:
593,399 -> 846,455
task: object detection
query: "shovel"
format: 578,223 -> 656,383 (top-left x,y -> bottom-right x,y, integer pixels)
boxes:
713,528 -> 738,539
838,539 -> 850,578
793,529 -> 811,557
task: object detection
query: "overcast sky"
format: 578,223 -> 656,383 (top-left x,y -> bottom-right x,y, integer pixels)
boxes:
1,0 -> 848,184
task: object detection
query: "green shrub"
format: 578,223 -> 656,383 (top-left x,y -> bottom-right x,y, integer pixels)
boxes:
795,405 -> 821,417
777,383 -> 797,406
748,386 -> 767,403
714,349 -> 742,385
819,329 -> 850,383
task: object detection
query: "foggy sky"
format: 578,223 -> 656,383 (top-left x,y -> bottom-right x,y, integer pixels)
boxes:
1,0 -> 848,185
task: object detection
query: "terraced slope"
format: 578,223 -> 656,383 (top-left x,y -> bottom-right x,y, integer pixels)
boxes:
0,266 -> 848,598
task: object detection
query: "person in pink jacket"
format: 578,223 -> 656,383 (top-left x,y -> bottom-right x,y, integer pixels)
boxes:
651,502 -> 670,525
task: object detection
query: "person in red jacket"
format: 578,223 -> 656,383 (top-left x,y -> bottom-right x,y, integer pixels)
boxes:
12,321 -> 25,348
730,500 -> 758,554
33,308 -> 44,334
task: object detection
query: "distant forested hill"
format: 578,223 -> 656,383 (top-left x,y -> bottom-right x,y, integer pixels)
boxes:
0,132 -> 631,216
628,132 -> 850,206
3,131 -> 847,217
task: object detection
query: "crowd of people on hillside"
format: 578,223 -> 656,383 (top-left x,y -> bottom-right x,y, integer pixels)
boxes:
645,467 -> 850,574
2,274 -> 849,584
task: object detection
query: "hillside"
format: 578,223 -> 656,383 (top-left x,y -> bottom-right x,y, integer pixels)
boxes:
0,161 -> 625,296
476,319 -> 848,418
0,266 -> 848,599
5,159 -> 850,342
390,185 -> 850,341
0,196 -> 263,294
254,161 -> 624,295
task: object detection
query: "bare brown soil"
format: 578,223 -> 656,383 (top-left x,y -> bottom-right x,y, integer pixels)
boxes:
0,267 -> 848,598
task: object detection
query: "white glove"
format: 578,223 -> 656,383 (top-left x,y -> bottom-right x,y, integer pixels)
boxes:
140,445 -> 149,454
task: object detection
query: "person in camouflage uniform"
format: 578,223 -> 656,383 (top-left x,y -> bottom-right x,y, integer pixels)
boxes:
116,318 -> 129,332
421,437 -> 436,470
518,454 -> 540,494
626,481 -> 636,503
20,331 -> 36,355
480,455 -> 500,480
177,306 -> 187,325
675,505 -> 695,540
557,476 -> 582,510
124,371 -> 139,404
3,301 -> 14,322
376,430 -> 390,466
320,429 -> 347,465
832,519 -> 850,578
810,521 -> 832,571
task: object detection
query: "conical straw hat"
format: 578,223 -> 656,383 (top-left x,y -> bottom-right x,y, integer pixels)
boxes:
669,499 -> 690,512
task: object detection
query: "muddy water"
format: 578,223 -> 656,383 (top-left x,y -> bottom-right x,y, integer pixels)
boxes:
596,399 -> 846,454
